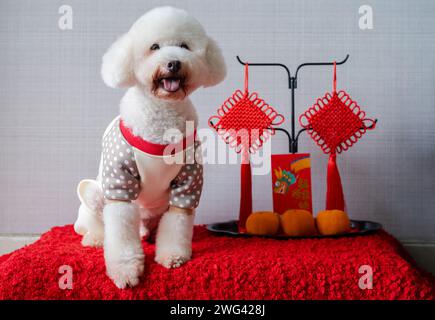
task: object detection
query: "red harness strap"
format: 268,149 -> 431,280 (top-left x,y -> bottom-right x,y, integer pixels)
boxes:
120,120 -> 196,156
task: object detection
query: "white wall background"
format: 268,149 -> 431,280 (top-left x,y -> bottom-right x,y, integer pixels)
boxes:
0,0 -> 434,242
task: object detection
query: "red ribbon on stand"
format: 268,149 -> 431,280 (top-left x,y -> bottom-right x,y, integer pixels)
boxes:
238,65 -> 253,231
325,63 -> 345,211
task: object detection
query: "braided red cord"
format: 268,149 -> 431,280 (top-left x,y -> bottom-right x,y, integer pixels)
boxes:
208,65 -> 284,154
209,64 -> 285,232
299,90 -> 374,154
299,64 -> 376,212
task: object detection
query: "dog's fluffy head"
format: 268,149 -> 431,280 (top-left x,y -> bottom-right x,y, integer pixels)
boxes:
101,6 -> 226,100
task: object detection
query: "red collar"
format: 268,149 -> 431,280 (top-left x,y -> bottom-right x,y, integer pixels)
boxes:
119,120 -> 196,156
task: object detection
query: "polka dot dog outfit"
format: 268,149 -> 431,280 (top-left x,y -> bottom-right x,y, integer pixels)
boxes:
99,116 -> 203,210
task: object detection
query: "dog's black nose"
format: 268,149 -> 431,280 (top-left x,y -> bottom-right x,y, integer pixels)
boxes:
167,60 -> 181,73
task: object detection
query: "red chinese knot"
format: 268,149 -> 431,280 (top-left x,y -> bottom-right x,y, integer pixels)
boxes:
208,63 -> 284,232
208,64 -> 284,154
299,62 -> 376,211
299,63 -> 376,155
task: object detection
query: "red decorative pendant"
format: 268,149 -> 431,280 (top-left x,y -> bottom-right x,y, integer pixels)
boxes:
209,64 -> 284,154
299,62 -> 376,210
209,63 -> 284,231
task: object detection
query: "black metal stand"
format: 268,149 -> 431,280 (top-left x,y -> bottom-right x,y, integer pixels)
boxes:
236,54 -> 350,153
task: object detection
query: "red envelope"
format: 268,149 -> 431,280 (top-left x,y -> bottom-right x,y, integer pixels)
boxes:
271,153 -> 313,214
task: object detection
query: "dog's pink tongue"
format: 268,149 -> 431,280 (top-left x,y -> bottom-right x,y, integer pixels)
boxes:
163,79 -> 180,92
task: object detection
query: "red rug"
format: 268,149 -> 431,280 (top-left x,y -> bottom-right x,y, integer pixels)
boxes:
0,225 -> 434,300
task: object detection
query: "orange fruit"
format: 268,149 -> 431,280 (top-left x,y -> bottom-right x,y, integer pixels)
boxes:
280,209 -> 316,236
246,211 -> 280,235
316,210 -> 351,235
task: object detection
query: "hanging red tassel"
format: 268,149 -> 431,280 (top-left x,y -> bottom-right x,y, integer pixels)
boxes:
300,61 -> 375,213
326,153 -> 345,211
238,160 -> 252,232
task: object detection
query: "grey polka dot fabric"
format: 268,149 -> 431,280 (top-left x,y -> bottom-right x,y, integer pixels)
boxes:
101,119 -> 203,208
169,141 -> 203,209
101,119 -> 141,201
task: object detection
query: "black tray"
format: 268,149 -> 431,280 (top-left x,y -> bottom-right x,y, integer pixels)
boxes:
206,219 -> 382,239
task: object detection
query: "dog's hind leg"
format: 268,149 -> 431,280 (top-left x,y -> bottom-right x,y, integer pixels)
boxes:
75,179 -> 105,247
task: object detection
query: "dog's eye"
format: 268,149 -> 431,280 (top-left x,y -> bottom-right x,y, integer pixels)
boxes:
180,43 -> 190,50
150,43 -> 160,51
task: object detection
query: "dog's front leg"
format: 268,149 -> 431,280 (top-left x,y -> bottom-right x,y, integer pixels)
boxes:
103,200 -> 144,288
155,206 -> 194,268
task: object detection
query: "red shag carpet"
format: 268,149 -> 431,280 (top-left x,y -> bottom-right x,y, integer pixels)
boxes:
0,225 -> 434,300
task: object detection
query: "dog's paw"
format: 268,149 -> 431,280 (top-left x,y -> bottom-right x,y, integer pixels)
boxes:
106,253 -> 144,289
155,252 -> 191,269
81,232 -> 104,247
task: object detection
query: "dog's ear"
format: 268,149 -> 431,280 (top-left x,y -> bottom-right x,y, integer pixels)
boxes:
101,33 -> 136,88
203,37 -> 226,87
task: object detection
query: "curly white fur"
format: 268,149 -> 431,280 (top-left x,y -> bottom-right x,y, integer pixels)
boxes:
75,6 -> 226,288
74,179 -> 105,247
120,87 -> 198,144
101,7 -> 226,90
155,211 -> 195,268
103,201 -> 144,289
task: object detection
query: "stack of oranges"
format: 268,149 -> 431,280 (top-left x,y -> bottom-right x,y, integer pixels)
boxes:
246,209 -> 350,236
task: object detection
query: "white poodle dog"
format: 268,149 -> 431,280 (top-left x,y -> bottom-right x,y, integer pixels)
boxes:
74,6 -> 226,289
